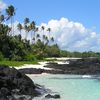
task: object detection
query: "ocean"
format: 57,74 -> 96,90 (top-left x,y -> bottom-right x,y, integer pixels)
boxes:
28,74 -> 100,100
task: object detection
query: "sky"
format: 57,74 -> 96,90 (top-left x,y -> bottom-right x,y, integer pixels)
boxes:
0,0 -> 100,52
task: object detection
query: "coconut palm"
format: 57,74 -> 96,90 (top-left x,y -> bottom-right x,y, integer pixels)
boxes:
24,18 -> 30,25
45,36 -> 49,44
47,27 -> 51,36
41,26 -> 45,43
36,34 -> 40,38
17,23 -> 23,35
30,21 -> 36,43
24,25 -> 30,40
51,37 -> 54,42
34,27 -> 39,43
6,5 -> 15,36
24,18 -> 30,40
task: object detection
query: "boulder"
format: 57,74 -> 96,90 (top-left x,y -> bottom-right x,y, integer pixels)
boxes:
0,65 -> 41,100
45,94 -> 60,99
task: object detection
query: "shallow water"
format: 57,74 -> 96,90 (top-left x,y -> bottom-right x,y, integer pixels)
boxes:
29,74 -> 100,100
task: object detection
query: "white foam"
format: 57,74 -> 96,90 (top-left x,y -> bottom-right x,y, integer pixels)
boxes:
82,75 -> 92,78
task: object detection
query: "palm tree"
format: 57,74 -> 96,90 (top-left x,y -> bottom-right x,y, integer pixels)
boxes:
6,5 -> 15,36
51,37 -> 54,42
30,21 -> 36,43
47,27 -> 51,36
41,26 -> 45,43
45,36 -> 49,44
34,27 -> 39,43
24,18 -> 30,40
17,23 -> 23,35
24,18 -> 30,25
24,25 -> 30,40
36,34 -> 40,38
0,15 -> 4,23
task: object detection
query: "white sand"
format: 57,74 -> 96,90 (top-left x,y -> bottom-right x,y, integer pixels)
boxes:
14,57 -> 81,70
15,61 -> 53,70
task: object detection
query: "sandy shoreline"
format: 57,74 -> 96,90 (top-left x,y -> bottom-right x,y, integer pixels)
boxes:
26,73 -> 49,77
15,61 -> 52,70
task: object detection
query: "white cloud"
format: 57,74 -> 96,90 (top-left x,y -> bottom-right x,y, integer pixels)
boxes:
40,17 -> 100,52
13,18 -> 100,52
0,0 -> 7,11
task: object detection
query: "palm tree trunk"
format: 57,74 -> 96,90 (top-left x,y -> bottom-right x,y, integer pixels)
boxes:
12,16 -> 14,36
34,31 -> 36,44
11,16 -> 13,36
31,31 -> 33,44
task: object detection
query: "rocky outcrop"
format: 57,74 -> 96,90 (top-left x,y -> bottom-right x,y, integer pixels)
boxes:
0,65 -> 41,100
44,57 -> 100,75
18,57 -> 100,75
19,68 -> 44,74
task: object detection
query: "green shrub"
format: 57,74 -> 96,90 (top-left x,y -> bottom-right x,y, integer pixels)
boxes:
0,52 -> 4,61
25,54 -> 37,61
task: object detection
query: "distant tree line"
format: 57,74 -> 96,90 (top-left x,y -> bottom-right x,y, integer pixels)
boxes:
60,50 -> 100,58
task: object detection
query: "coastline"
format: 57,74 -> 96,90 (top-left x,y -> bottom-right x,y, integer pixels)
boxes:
13,57 -> 100,75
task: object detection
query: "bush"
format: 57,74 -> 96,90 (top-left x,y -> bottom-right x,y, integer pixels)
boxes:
0,52 -> 4,61
24,53 -> 37,61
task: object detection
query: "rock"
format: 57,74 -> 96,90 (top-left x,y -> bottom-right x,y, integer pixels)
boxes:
44,57 -> 100,75
45,94 -> 60,99
0,65 -> 41,100
19,68 -> 44,74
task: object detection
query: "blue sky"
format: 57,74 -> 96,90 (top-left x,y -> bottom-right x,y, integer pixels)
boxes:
1,0 -> 100,52
3,0 -> 100,33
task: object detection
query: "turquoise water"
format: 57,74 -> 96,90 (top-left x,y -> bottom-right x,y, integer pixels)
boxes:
29,74 -> 100,100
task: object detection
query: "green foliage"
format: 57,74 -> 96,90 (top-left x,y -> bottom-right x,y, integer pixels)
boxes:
0,52 -> 4,61
24,53 -> 37,61
0,5 -> 100,64
60,50 -> 100,57
0,61 -> 38,66
46,44 -> 60,57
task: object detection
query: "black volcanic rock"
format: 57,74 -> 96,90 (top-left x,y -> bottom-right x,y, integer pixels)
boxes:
44,57 -> 100,75
45,94 -> 60,99
0,65 -> 41,100
19,68 -> 44,74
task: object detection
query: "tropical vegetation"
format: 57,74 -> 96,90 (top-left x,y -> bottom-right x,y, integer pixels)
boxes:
0,5 -> 100,63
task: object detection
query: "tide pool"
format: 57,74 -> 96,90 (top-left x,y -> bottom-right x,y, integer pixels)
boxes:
29,74 -> 100,100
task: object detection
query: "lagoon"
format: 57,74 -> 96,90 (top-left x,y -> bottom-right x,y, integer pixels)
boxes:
29,74 -> 100,100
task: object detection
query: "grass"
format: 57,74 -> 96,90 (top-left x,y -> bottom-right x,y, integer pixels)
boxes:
0,61 -> 38,67
0,58 -> 57,67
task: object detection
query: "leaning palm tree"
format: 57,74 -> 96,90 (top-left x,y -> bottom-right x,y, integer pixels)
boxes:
17,23 -> 23,35
6,5 -> 15,36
